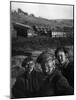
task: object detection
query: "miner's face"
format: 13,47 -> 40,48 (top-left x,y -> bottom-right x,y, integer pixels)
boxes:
26,60 -> 35,72
42,57 -> 55,75
57,51 -> 67,65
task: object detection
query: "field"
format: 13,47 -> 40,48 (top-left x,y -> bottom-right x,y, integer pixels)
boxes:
12,36 -> 73,50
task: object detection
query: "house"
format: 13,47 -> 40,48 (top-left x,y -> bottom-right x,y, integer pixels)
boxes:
12,22 -> 35,38
52,31 -> 66,38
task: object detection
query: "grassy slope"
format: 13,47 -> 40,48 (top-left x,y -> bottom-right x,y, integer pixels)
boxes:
12,36 -> 73,52
11,13 -> 73,29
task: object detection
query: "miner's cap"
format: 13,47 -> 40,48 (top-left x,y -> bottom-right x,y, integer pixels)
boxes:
36,50 -> 55,64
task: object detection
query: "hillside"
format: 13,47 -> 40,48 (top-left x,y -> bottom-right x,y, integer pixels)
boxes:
11,10 -> 74,53
11,11 -> 73,30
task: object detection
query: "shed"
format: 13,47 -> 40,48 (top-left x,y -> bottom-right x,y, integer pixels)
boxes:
12,22 -> 34,37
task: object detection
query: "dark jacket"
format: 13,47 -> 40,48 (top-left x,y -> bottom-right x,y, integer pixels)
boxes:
37,69 -> 74,97
58,61 -> 74,88
12,70 -> 43,98
12,69 -> 74,98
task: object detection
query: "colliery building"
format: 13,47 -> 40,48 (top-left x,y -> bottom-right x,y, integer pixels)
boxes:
12,22 -> 36,38
12,22 -> 73,38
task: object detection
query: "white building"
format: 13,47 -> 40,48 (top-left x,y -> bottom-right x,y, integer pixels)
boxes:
52,32 -> 66,38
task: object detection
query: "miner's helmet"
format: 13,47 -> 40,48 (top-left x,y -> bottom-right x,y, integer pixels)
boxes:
36,50 -> 55,64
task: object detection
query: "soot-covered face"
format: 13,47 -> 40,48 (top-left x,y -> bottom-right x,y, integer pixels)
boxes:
57,51 -> 67,65
42,57 -> 55,75
26,60 -> 35,73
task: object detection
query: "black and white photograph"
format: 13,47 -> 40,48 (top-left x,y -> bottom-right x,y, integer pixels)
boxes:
10,1 -> 74,99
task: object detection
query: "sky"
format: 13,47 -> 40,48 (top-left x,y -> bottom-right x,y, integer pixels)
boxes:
11,2 -> 73,20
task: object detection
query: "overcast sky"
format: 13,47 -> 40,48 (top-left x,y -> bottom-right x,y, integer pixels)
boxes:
11,2 -> 73,19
